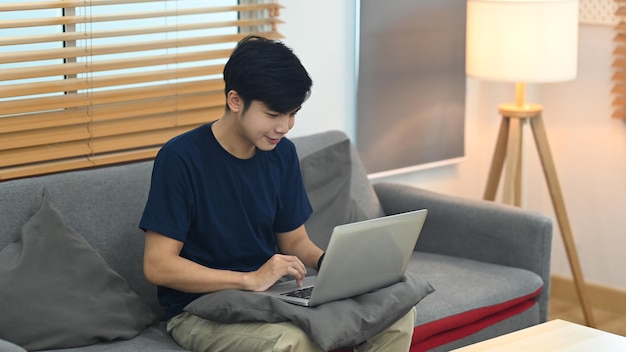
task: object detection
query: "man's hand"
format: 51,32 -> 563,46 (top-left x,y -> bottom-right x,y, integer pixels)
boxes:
244,254 -> 307,292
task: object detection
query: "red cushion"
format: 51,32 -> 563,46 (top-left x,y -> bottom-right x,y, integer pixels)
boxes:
410,287 -> 542,351
331,287 -> 541,352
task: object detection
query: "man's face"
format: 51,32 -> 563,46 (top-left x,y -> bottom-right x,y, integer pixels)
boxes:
237,100 -> 300,151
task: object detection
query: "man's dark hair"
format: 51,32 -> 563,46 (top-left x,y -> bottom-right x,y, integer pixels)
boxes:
223,36 -> 312,114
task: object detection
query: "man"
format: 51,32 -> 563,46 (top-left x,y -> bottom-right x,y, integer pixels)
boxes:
140,36 -> 415,352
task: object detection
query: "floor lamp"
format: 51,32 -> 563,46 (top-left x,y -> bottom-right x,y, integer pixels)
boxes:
466,0 -> 596,327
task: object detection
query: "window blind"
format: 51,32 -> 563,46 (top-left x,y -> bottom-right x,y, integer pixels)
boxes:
0,0 -> 282,180
613,0 -> 626,119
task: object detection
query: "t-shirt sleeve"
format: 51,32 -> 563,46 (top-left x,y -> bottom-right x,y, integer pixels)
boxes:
273,142 -> 313,233
139,148 -> 194,242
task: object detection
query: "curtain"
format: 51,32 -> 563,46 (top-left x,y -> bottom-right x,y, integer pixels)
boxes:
356,0 -> 466,175
0,0 -> 281,180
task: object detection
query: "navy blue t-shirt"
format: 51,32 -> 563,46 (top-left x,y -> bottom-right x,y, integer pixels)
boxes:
139,123 -> 312,319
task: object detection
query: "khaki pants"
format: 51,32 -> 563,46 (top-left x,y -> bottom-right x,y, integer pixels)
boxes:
167,306 -> 416,352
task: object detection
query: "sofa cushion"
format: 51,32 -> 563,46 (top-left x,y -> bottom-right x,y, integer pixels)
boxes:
292,131 -> 385,222
0,190 -> 157,351
184,271 -> 433,351
407,252 -> 544,350
301,138 -> 369,250
33,323 -> 185,352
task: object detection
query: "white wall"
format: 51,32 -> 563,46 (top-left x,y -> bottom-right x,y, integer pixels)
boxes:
279,1 -> 626,290
280,0 -> 358,138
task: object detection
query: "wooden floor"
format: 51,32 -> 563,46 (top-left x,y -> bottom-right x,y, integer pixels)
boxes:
548,297 -> 626,337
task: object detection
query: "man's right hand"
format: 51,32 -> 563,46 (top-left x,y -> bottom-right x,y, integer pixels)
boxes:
244,254 -> 307,292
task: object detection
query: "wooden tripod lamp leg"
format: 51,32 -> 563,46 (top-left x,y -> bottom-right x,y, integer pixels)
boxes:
529,116 -> 596,328
502,117 -> 522,206
484,117 -> 510,201
513,121 -> 524,207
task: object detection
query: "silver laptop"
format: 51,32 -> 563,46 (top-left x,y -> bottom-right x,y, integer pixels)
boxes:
261,209 -> 428,307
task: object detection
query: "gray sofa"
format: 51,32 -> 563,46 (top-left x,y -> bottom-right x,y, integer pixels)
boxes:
0,130 -> 552,352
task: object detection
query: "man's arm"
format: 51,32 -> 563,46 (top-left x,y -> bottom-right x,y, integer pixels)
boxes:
144,230 -> 308,293
276,224 -> 325,271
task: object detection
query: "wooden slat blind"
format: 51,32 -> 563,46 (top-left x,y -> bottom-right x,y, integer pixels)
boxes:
0,0 -> 282,180
613,0 -> 626,118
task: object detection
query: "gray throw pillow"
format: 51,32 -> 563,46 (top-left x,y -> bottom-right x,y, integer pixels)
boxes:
185,271 -> 433,351
0,190 -> 157,351
301,139 -> 369,250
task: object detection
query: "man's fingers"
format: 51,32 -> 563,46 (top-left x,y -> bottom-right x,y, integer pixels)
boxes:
250,254 -> 308,291
286,266 -> 305,286
275,255 -> 307,286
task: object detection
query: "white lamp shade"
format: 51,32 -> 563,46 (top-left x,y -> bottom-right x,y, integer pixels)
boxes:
466,0 -> 579,83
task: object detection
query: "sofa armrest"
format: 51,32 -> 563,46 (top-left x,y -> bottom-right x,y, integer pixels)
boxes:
373,182 -> 553,320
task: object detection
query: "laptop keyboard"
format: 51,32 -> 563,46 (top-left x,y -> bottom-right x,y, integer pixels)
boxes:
281,286 -> 314,299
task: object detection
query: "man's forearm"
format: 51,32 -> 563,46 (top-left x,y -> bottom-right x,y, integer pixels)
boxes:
145,253 -> 250,293
144,230 -> 252,293
277,229 -> 324,269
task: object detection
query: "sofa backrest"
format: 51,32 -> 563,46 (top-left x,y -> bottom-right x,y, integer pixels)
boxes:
0,130 -> 384,320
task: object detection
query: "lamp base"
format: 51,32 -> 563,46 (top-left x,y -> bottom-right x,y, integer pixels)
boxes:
484,108 -> 596,328
497,103 -> 543,118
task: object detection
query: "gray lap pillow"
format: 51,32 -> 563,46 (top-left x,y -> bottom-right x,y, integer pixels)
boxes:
185,272 -> 433,351
0,190 -> 157,351
0,339 -> 27,352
